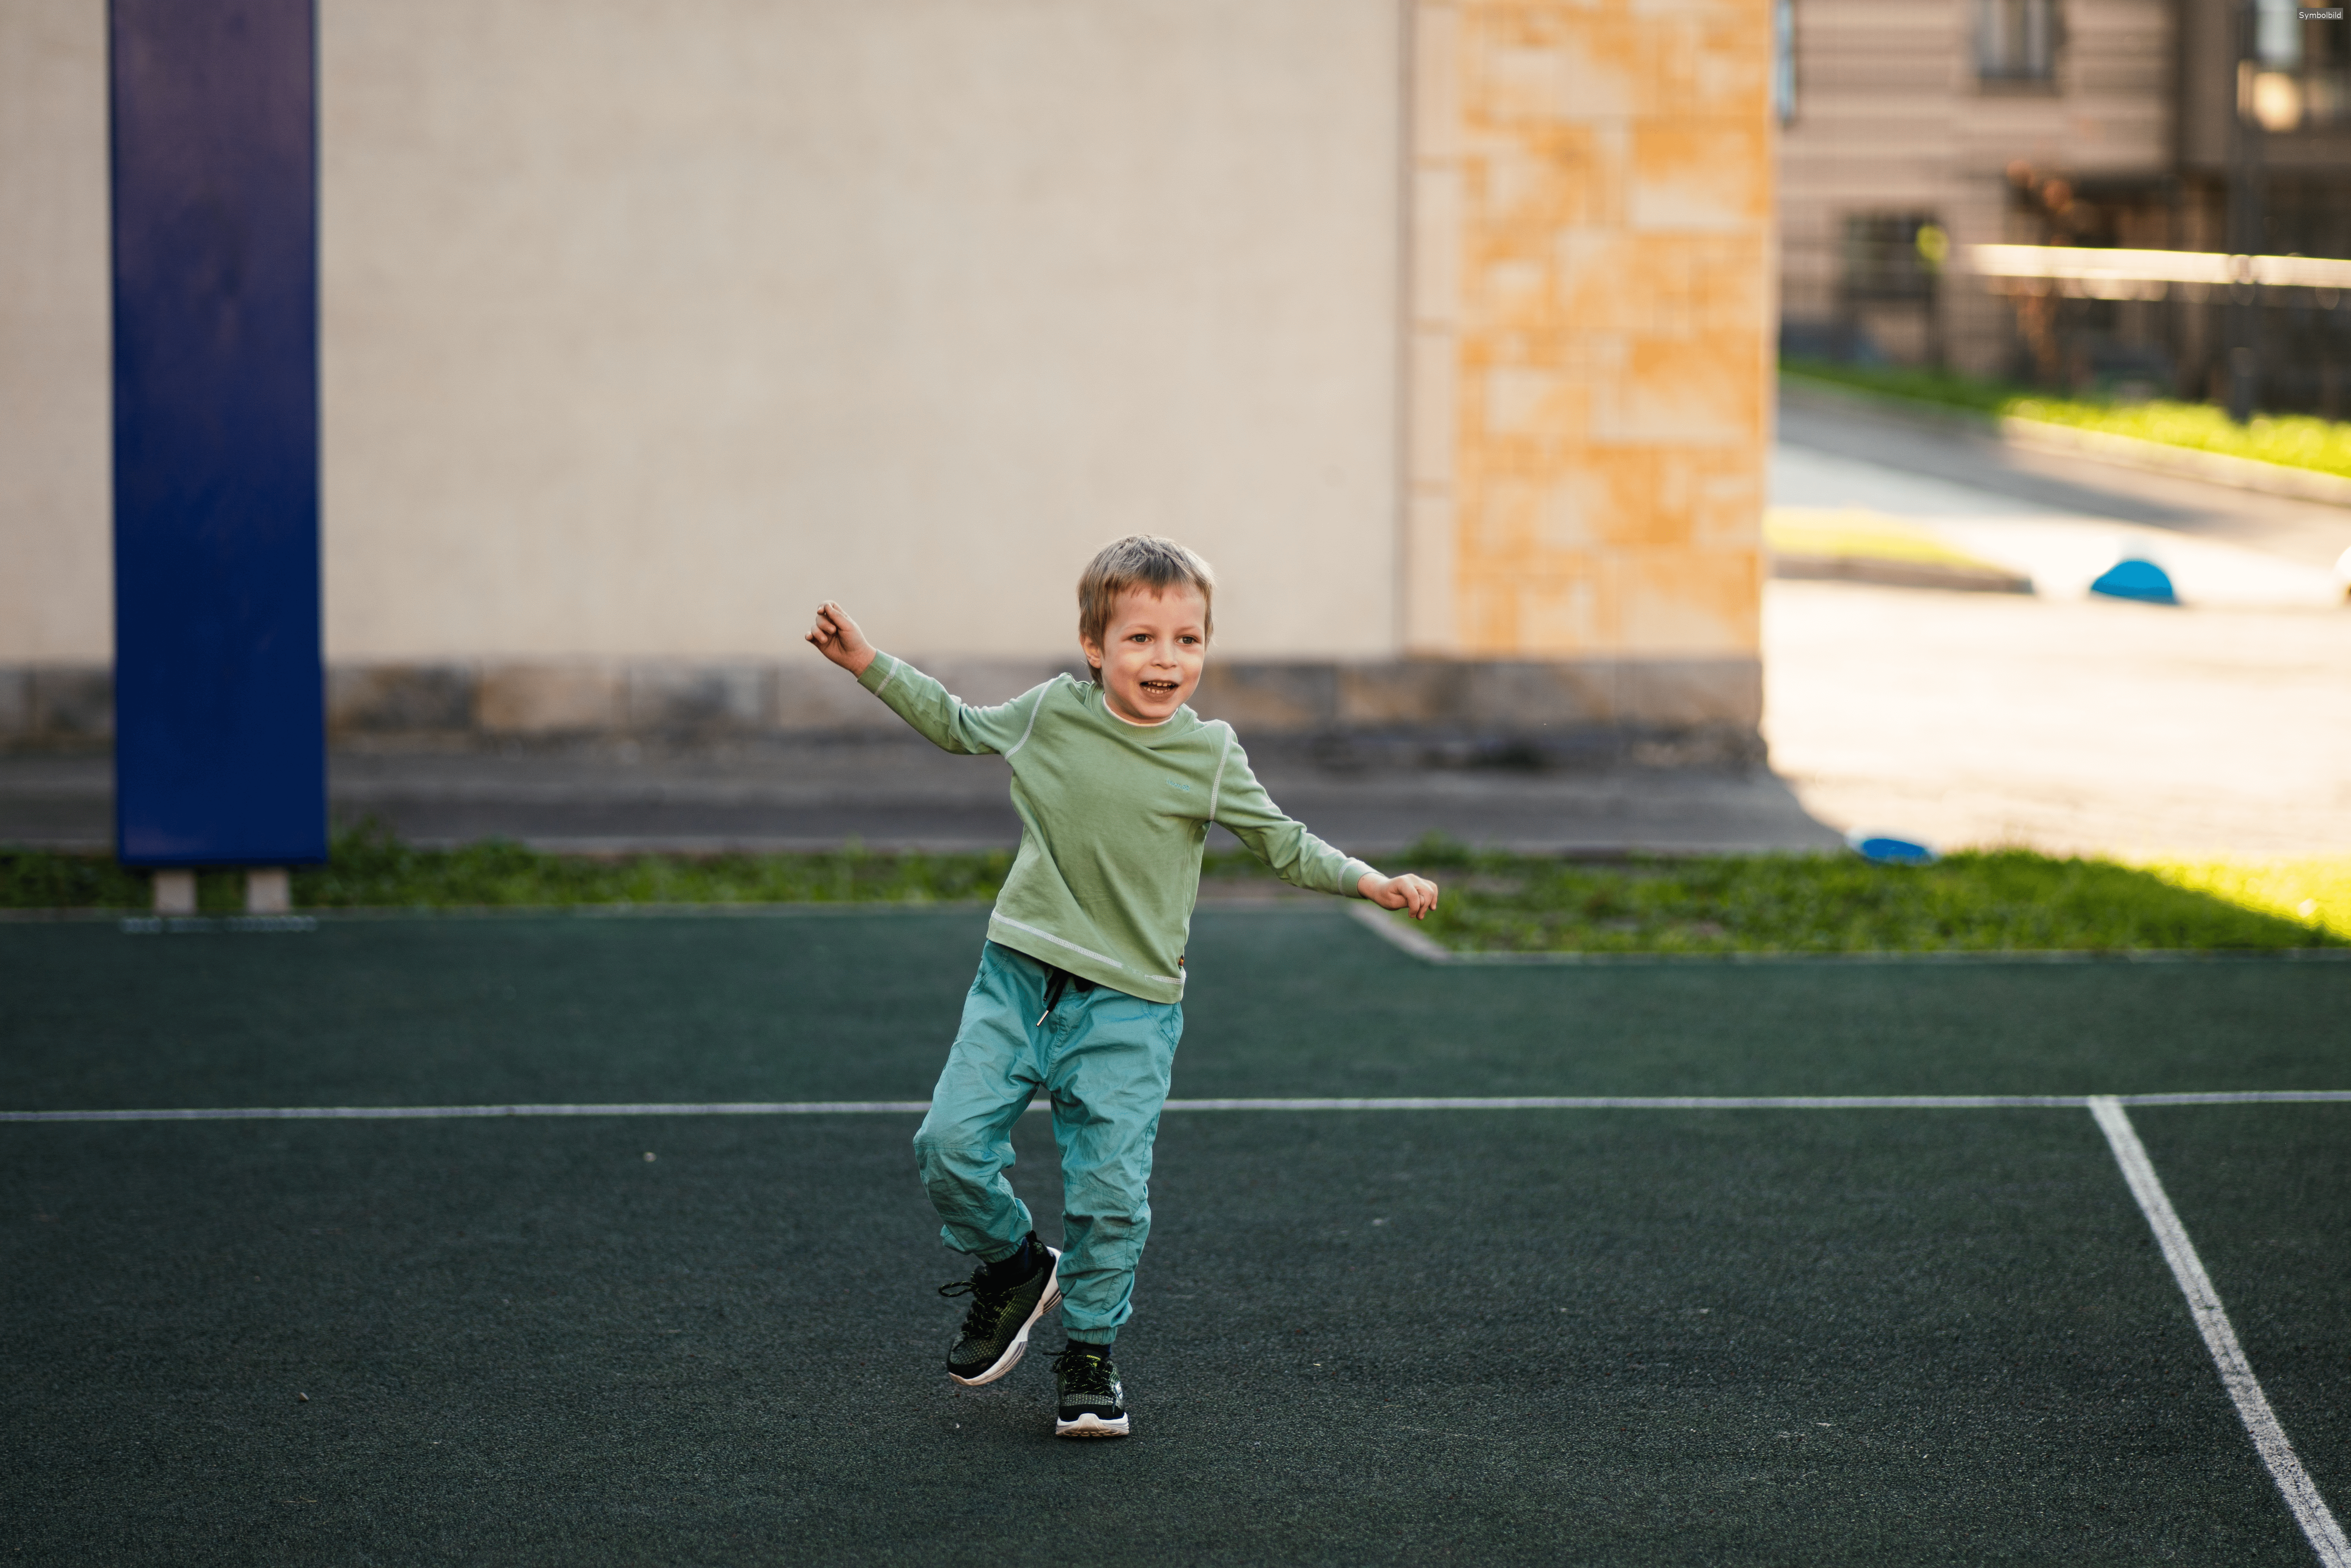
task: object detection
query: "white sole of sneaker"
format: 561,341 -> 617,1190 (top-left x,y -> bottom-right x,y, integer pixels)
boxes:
948,1247 -> 1063,1389
1055,1412 -> 1130,1439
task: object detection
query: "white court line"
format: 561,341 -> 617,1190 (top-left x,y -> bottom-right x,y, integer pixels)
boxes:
7,1090 -> 2351,1123
2119,1090 -> 2351,1106
1167,1095 -> 2094,1110
2091,1097 -> 2351,1567
0,1101 -> 933,1123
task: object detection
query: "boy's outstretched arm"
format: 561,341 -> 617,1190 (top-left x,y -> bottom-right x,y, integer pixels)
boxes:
1209,732 -> 1441,921
806,600 -> 876,676
1359,870 -> 1440,921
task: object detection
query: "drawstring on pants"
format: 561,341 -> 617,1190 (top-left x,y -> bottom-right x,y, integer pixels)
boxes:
1036,965 -> 1094,1026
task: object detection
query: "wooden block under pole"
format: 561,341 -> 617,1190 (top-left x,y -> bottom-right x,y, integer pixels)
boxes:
151,869 -> 196,915
245,868 -> 292,914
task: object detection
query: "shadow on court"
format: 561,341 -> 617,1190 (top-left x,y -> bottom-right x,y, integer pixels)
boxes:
4,910 -> 2347,1564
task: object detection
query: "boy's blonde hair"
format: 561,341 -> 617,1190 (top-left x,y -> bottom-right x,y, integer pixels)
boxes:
1077,535 -> 1216,683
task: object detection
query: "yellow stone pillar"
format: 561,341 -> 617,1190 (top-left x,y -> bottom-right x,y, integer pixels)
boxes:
1406,0 -> 1773,741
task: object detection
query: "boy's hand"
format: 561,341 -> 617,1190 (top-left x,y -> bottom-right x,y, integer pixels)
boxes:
806,600 -> 877,676
1359,871 -> 1440,921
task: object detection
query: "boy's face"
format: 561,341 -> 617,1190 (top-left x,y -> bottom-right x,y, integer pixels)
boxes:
1083,585 -> 1208,726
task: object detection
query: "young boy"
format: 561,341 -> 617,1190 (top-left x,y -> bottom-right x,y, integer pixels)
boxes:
805,535 -> 1438,1438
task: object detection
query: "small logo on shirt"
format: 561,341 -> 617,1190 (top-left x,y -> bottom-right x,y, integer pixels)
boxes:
1167,779 -> 1192,792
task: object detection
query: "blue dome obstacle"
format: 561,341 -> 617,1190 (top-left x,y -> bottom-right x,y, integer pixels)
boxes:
1845,828 -> 1939,866
2090,558 -> 2177,604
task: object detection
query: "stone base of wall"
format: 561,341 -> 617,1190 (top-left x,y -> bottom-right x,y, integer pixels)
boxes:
2,656 -> 1763,766
0,667 -> 115,750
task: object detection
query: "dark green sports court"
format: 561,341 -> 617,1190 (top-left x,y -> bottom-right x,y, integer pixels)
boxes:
5,908 -> 2348,1565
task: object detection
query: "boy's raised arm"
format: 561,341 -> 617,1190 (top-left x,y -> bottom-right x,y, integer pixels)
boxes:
805,600 -> 1042,757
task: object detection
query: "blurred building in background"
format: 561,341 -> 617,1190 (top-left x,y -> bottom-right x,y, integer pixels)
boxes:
0,0 -> 1773,760
1778,0 -> 2351,411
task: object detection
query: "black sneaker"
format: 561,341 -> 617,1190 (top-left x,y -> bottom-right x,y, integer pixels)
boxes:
938,1238 -> 1061,1387
1051,1344 -> 1130,1438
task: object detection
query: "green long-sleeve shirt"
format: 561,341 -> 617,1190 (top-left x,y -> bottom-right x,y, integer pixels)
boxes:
857,652 -> 1376,1003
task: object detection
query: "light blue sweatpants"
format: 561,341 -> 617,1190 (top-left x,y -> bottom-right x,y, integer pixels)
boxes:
912,941 -> 1183,1345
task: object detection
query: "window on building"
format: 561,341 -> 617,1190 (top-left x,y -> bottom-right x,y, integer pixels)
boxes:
2255,0 -> 2303,69
2243,0 -> 2347,129
1977,0 -> 2057,82
1841,215 -> 1946,303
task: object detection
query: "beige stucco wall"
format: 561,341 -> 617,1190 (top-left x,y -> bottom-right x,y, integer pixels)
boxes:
0,0 -> 1405,668
0,0 -> 110,663
320,0 -> 1405,664
4,0 -> 1777,741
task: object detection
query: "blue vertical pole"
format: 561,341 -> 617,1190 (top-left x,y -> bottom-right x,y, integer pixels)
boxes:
111,0 -> 325,868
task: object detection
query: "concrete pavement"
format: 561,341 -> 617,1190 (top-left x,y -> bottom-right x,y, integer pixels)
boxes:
1768,387 -> 2351,857
1764,580 -> 2351,857
1775,385 -> 2351,573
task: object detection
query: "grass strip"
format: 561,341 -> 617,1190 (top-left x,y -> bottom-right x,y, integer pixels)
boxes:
0,822 -> 1258,914
1761,508 -> 2017,572
1378,837 -> 2341,954
1782,359 -> 2351,482
0,823 -> 1019,913
3,826 -> 2340,953
1782,358 -> 2021,416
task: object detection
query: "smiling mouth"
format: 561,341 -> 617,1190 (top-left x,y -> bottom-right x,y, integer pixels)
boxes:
1139,680 -> 1179,694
